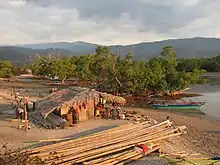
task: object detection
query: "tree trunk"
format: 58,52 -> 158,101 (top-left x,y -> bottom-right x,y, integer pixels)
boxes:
111,55 -> 122,93
61,79 -> 65,84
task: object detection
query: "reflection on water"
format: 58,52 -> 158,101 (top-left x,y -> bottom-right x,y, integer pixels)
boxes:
189,83 -> 220,119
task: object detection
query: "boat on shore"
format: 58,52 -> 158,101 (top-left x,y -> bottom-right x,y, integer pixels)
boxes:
152,101 -> 206,110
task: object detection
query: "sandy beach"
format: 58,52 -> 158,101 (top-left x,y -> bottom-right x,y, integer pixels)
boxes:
0,79 -> 219,158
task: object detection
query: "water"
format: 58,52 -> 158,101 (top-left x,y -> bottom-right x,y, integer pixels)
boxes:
189,83 -> 220,120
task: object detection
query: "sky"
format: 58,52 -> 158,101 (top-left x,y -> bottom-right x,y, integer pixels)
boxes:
0,0 -> 220,45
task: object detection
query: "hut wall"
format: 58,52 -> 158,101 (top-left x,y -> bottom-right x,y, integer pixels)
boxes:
86,99 -> 95,119
60,105 -> 69,116
48,99 -> 95,123
75,100 -> 95,122
78,105 -> 88,122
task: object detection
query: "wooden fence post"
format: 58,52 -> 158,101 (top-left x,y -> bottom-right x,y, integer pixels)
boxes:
23,96 -> 29,132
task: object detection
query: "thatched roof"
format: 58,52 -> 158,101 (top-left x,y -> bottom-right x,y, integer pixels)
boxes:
35,87 -> 126,118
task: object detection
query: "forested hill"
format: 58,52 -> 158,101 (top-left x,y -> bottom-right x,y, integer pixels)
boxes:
0,47 -> 74,65
1,37 -> 220,64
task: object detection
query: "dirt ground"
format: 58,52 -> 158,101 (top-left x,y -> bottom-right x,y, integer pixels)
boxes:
0,117 -> 129,152
0,80 -> 129,152
0,79 -> 220,158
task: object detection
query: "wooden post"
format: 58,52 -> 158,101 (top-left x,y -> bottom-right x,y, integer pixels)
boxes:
24,103 -> 28,132
33,102 -> 36,111
23,96 -> 28,132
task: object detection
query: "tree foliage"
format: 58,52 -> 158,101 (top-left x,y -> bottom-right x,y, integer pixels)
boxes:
0,60 -> 13,78
29,46 -> 205,94
30,55 -> 75,83
177,54 -> 220,72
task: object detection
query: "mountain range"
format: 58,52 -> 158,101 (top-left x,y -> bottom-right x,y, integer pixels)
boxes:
1,37 -> 220,65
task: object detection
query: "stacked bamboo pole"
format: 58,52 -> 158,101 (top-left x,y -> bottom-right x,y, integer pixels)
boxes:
25,120 -> 186,165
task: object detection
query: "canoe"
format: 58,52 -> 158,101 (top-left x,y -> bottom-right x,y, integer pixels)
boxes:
152,101 -> 205,110
152,104 -> 202,110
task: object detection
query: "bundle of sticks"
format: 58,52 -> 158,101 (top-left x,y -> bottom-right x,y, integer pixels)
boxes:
25,120 -> 186,165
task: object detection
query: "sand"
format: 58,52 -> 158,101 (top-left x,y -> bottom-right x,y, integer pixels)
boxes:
0,80 -> 219,158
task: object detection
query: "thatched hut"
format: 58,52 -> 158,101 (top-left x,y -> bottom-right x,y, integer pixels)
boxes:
29,87 -> 126,129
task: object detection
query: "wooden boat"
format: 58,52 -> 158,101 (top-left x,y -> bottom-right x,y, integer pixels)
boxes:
152,101 -> 206,110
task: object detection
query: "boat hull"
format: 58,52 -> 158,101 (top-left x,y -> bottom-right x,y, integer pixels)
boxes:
152,104 -> 202,110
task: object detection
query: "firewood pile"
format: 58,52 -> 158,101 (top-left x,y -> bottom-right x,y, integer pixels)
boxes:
124,111 -> 157,124
23,120 -> 186,165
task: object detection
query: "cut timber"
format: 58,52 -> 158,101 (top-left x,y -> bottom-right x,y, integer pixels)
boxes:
29,121 -> 158,153
24,137 -> 72,143
30,121 -> 170,157
22,120 -> 186,165
116,146 -> 161,165
94,143 -> 160,165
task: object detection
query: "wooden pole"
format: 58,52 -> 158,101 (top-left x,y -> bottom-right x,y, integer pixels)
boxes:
24,103 -> 28,132
28,121 -> 152,153
28,120 -> 166,153
23,96 -> 28,132
24,121 -> 186,164
44,128 -> 182,164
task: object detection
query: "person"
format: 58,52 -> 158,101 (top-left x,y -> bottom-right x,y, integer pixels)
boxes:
73,106 -> 79,124
112,102 -> 115,109
111,103 -> 117,120
106,106 -> 111,118
18,108 -> 24,120
94,103 -> 101,119
66,109 -> 73,126
117,107 -> 122,120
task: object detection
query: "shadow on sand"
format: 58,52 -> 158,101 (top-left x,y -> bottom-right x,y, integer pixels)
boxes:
21,125 -> 118,150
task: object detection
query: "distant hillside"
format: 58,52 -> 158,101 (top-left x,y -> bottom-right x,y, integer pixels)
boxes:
0,47 -> 73,65
1,37 -> 220,64
19,41 -> 98,54
122,37 -> 220,60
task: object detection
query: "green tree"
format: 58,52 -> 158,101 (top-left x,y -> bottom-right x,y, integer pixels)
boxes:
51,57 -> 76,84
90,46 -> 112,88
28,45 -> 206,95
73,55 -> 93,80
0,60 -> 13,78
161,46 -> 179,92
147,57 -> 167,92
118,52 -> 135,93
30,56 -> 54,77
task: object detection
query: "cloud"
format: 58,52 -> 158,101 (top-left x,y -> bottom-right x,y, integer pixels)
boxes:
0,0 -> 219,45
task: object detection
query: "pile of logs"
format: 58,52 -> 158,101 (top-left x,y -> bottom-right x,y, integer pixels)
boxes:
124,111 -> 157,124
25,120 -> 186,165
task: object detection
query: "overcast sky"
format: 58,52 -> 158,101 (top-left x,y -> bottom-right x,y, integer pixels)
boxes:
0,0 -> 220,45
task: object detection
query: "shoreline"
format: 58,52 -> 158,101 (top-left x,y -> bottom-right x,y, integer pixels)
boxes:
0,99 -> 219,156
127,101 -> 220,123
0,80 -> 219,157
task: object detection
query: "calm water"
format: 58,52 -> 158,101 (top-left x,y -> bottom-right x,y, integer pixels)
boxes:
189,83 -> 220,120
